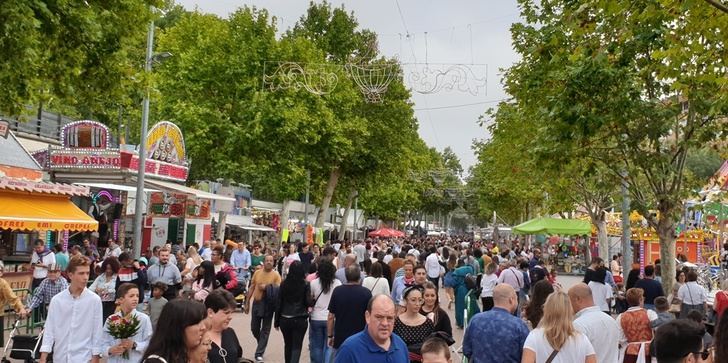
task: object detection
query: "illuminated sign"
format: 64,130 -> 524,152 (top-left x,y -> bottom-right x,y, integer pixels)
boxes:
146,121 -> 186,166
49,149 -> 121,169
61,120 -> 110,149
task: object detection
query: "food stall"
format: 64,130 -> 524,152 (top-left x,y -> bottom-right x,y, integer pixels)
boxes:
0,126 -> 98,270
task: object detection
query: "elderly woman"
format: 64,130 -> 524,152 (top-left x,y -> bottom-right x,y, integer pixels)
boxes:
616,288 -> 657,363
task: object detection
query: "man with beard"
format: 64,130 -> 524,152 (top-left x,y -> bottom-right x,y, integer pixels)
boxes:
146,247 -> 181,300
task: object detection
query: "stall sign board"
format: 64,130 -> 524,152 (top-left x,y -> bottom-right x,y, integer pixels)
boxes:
146,121 -> 186,166
3,272 -> 32,301
48,149 -> 121,169
121,151 -> 189,182
148,192 -> 187,218
185,198 -> 210,219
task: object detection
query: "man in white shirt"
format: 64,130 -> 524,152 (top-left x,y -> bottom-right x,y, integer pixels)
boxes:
40,255 -> 103,363
31,239 -> 56,290
352,240 -> 367,267
568,283 -> 620,363
425,246 -> 441,289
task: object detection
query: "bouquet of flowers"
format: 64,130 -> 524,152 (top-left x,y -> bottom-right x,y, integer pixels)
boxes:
106,313 -> 141,359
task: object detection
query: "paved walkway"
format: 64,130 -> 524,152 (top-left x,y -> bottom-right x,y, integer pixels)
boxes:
231,275 -> 583,362
1,275 -> 583,363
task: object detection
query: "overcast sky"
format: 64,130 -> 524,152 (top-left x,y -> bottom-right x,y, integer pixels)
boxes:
176,0 -> 522,173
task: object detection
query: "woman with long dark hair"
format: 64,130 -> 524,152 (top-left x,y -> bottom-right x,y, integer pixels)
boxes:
275,261 -> 311,363
420,281 -> 452,338
192,261 -> 218,302
523,279 -> 555,329
308,260 -> 340,363
394,285 -> 436,362
141,299 -> 207,363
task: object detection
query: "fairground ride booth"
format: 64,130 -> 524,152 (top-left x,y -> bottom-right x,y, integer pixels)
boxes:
0,126 -> 98,275
31,120 -> 233,252
513,216 -> 592,274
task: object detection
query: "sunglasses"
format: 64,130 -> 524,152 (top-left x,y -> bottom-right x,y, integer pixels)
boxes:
689,350 -> 710,361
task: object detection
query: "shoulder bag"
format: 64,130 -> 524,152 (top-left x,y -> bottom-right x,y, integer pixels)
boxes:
545,350 -> 559,363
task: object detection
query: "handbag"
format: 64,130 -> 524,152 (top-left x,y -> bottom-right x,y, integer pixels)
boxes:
308,285 -> 324,316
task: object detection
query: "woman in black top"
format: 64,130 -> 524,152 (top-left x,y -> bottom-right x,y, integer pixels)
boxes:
141,299 -> 207,363
204,289 -> 242,363
420,282 -> 452,338
275,261 -> 311,363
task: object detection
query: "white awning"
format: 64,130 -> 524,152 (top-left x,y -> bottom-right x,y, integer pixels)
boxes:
224,214 -> 275,232
74,182 -> 159,193
143,179 -> 236,202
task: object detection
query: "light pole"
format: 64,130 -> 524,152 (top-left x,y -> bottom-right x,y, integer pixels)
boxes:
132,17 -> 171,258
304,170 -> 310,243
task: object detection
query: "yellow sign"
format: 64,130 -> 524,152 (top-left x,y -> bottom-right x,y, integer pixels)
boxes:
146,121 -> 186,165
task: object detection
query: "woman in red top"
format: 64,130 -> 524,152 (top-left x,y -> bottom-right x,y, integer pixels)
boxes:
714,279 -> 728,320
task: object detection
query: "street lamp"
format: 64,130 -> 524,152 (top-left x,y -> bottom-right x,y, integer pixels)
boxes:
132,18 -> 171,258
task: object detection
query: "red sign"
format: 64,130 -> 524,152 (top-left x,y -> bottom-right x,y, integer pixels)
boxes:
49,150 -> 121,169
121,151 -> 189,182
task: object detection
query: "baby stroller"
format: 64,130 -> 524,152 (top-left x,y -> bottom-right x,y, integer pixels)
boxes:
1,320 -> 46,363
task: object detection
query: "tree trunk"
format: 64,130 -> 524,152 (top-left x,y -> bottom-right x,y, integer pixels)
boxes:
593,212 -> 609,262
315,166 -> 341,230
656,208 -> 677,298
278,199 -> 292,250
338,187 -> 357,241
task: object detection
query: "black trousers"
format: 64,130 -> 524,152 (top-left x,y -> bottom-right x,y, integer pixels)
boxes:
481,296 -> 494,312
102,301 -> 117,323
280,316 -> 308,363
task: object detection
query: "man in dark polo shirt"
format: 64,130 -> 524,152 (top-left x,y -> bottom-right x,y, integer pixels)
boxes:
327,264 -> 372,360
334,294 -> 409,363
634,265 -> 664,310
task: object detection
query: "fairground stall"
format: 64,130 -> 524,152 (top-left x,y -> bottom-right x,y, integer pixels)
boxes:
31,120 -> 233,252
0,126 -> 97,292
512,217 -> 592,274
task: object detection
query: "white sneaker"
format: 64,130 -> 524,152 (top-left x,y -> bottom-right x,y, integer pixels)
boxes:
255,356 -> 264,362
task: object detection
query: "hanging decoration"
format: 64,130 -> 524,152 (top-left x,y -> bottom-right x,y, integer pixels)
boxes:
405,63 -> 487,96
263,60 -> 486,103
346,63 -> 400,103
263,62 -> 339,96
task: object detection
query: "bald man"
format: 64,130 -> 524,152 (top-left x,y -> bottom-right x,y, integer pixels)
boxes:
334,295 -> 409,363
463,284 -> 529,363
335,254 -> 358,284
568,283 -> 620,363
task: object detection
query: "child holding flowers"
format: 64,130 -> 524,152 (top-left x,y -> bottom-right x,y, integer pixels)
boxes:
101,283 -> 153,362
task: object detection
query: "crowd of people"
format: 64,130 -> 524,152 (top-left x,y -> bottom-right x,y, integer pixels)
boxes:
1,236 -> 727,363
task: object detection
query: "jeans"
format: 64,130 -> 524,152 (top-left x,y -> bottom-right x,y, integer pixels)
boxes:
280,316 -> 308,363
251,302 -> 273,357
309,319 -> 328,363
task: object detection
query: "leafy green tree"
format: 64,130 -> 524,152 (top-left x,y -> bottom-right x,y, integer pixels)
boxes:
0,1 -> 161,124
503,0 -> 728,294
